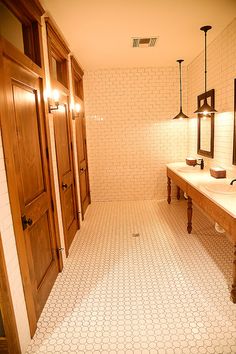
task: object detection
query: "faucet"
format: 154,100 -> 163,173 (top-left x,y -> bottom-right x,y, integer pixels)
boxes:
195,158 -> 204,170
230,179 -> 236,185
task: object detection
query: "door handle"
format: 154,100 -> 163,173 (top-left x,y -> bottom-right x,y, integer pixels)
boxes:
21,215 -> 33,230
62,183 -> 68,190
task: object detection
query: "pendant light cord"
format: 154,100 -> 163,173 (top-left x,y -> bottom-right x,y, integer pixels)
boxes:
178,60 -> 183,110
204,30 -> 207,93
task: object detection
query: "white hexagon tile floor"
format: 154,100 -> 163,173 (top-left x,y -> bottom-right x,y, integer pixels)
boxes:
26,200 -> 236,354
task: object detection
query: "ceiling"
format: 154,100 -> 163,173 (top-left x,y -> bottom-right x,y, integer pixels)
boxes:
41,0 -> 236,70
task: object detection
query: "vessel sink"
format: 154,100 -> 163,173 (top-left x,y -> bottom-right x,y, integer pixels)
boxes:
177,166 -> 200,173
201,183 -> 236,195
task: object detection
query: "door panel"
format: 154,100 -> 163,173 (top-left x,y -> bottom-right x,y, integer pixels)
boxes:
13,83 -> 45,204
64,186 -> 75,228
29,212 -> 53,288
53,102 -> 78,254
75,111 -> 90,217
3,56 -> 59,323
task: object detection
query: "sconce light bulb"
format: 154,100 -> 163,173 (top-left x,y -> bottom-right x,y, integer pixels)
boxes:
53,89 -> 60,103
75,103 -> 81,113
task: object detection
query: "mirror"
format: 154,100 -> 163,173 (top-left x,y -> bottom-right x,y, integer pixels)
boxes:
233,79 -> 236,165
197,89 -> 215,158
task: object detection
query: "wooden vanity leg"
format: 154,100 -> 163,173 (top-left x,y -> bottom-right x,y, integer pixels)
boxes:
167,177 -> 171,204
177,186 -> 180,200
187,197 -> 192,234
231,244 -> 236,304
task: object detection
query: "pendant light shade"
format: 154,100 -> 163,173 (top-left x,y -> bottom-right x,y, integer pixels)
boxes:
173,59 -> 189,119
194,25 -> 217,115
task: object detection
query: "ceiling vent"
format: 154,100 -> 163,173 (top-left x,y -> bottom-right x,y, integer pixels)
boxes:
132,37 -> 158,48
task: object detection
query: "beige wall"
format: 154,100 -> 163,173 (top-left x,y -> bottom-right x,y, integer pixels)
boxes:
187,18 -> 236,177
84,67 -> 188,201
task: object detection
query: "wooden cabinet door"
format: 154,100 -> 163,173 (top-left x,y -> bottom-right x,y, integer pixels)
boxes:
2,57 -> 59,323
75,112 -> 91,217
53,100 -> 79,254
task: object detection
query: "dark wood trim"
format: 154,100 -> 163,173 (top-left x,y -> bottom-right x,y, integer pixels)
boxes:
0,233 -> 21,354
71,56 -> 84,100
197,89 -> 215,158
71,56 -> 84,78
233,79 -> 236,165
71,56 -> 91,217
45,17 -> 70,89
1,0 -> 45,66
1,0 -> 44,24
0,36 -> 43,76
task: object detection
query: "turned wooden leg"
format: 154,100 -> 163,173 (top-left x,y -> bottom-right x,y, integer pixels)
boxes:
167,177 -> 171,204
187,197 -> 192,234
177,186 -> 180,200
231,244 -> 236,303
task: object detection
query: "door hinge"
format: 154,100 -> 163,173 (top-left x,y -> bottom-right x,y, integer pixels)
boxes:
46,147 -> 49,159
57,247 -> 64,258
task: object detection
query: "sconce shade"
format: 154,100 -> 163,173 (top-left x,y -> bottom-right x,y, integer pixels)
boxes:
172,59 -> 189,120
194,97 -> 217,114
173,108 -> 189,120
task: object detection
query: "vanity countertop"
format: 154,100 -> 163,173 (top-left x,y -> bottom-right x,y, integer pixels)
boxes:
167,162 -> 236,219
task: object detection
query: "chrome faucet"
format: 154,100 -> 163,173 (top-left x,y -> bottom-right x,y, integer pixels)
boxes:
195,158 -> 204,170
230,179 -> 236,185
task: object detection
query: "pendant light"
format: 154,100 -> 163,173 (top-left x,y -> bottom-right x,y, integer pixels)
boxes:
173,59 -> 189,119
194,26 -> 217,115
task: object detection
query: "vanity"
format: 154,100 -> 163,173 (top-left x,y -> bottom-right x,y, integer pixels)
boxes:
166,162 -> 236,303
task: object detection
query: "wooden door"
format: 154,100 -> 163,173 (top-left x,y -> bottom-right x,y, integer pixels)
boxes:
1,55 -> 59,328
53,98 -> 79,255
75,110 -> 91,217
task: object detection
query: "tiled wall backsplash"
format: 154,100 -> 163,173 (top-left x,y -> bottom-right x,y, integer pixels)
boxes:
187,19 -> 236,178
84,67 -> 188,201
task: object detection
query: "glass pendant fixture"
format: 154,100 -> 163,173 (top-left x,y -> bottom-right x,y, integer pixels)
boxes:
194,26 -> 217,115
173,59 -> 189,119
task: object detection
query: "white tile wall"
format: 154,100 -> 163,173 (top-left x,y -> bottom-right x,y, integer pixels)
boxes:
187,19 -> 236,177
84,67 -> 188,201
0,131 -> 31,353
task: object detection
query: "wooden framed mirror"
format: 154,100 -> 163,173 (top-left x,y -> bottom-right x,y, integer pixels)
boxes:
197,89 -> 215,158
233,79 -> 236,165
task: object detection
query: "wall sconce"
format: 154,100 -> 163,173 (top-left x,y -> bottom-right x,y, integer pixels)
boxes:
75,103 -> 81,113
48,89 -> 60,113
72,102 -> 81,119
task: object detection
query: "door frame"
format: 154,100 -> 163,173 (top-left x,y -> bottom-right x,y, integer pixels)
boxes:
71,57 -> 91,219
46,17 -> 80,255
0,35 -> 62,336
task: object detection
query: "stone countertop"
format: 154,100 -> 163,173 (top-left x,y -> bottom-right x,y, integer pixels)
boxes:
166,162 -> 236,219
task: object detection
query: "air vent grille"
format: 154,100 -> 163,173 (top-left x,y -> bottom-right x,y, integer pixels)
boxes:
132,37 -> 158,48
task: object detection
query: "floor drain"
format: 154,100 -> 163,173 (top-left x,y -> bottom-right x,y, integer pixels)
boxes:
132,233 -> 140,237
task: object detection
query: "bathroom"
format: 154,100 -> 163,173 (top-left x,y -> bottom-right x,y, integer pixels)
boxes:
0,0 -> 236,353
